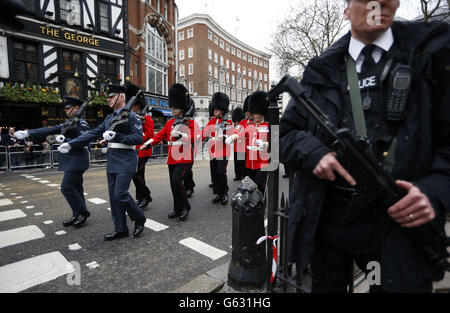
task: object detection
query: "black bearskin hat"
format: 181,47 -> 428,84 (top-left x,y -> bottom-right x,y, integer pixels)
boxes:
232,107 -> 245,123
169,83 -> 190,111
125,83 -> 145,107
211,92 -> 229,114
243,96 -> 250,113
248,91 -> 269,115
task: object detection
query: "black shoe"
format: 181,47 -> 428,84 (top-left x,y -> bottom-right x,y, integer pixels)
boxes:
133,224 -> 145,237
179,209 -> 190,221
208,184 -> 213,188
168,211 -> 180,219
212,195 -> 222,204
104,231 -> 129,241
185,189 -> 194,198
136,198 -> 143,206
233,177 -> 240,181
220,195 -> 229,206
73,214 -> 88,228
63,216 -> 77,227
139,196 -> 152,209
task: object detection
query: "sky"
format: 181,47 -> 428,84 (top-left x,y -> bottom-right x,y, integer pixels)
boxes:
175,0 -> 423,81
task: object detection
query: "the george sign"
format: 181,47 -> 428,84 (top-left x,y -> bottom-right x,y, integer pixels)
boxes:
39,25 -> 99,47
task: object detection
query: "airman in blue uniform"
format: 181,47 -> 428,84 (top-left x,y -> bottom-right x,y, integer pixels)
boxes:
58,84 -> 146,241
14,97 -> 91,227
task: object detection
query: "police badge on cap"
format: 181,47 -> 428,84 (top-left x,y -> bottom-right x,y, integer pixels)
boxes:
63,96 -> 84,110
105,84 -> 127,97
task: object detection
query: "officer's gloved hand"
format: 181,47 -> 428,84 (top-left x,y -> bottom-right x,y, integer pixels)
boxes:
58,143 -> 71,154
14,130 -> 29,140
256,139 -> 267,150
225,134 -> 237,145
140,139 -> 153,151
55,135 -> 65,144
103,131 -> 116,141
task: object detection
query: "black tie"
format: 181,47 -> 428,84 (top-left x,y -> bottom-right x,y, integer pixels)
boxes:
361,44 -> 376,73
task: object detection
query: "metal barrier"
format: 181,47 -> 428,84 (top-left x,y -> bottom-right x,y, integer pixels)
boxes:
7,145 -> 52,171
0,146 -> 8,172
88,143 -> 108,166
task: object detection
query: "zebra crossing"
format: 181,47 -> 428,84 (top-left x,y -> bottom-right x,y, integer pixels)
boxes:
0,173 -> 229,292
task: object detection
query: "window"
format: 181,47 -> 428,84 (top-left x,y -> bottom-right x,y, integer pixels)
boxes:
237,64 -> 240,73
188,47 -> 193,58
208,64 -> 212,77
208,30 -> 212,41
237,50 -> 241,58
231,47 -> 235,55
179,65 -> 185,77
242,67 -> 246,76
254,70 -> 258,78
214,53 -> 218,63
164,0 -> 168,19
135,61 -> 139,78
264,74 -> 268,81
248,80 -> 252,90
220,40 -> 224,49
189,82 -> 194,94
208,49 -> 212,60
99,56 -> 116,83
264,84 -> 268,92
226,43 -> 230,52
214,36 -> 218,45
208,81 -> 213,95
242,53 -> 247,61
226,59 -> 229,69
259,60 -> 263,67
179,31 -> 185,41
214,83 -> 219,93
254,57 -> 258,65
231,89 -> 236,101
156,0 -> 160,12
248,69 -> 251,77
264,62 -> 268,68
237,91 -> 242,102
232,74 -> 235,85
146,24 -> 168,95
231,62 -> 235,72
179,50 -> 184,60
188,64 -> 193,75
60,0 -> 81,25
226,73 -> 229,84
248,55 -> 252,63
187,28 -> 194,38
12,40 -> 38,82
99,2 -> 110,32
220,56 -> 224,66
243,79 -> 246,90
214,67 -> 218,79
237,76 -> 242,90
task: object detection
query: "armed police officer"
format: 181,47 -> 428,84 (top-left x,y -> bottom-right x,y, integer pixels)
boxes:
280,0 -> 450,292
15,97 -> 91,227
58,84 -> 147,240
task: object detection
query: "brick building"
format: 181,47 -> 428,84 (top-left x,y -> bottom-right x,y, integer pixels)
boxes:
127,0 -> 178,127
177,14 -> 271,128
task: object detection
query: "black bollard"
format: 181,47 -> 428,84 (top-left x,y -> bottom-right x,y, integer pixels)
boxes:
228,176 -> 266,290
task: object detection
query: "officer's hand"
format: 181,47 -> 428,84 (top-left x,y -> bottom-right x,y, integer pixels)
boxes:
387,180 -> 435,228
225,135 -> 237,145
55,135 -> 65,144
313,152 -> 356,186
255,139 -> 268,150
58,143 -> 71,154
140,139 -> 153,151
103,131 -> 116,141
14,130 -> 29,140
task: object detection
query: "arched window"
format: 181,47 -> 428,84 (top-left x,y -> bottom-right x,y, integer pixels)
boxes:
145,24 -> 168,95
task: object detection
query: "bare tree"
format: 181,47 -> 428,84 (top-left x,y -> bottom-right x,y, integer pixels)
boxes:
269,0 -> 348,78
419,0 -> 449,21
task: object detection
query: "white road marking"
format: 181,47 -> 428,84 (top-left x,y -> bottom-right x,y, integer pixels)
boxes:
25,206 -> 35,209
30,178 -> 41,181
20,201 -> 28,204
10,193 -> 18,196
0,251 -> 74,293
0,225 -> 45,248
144,219 -> 169,232
43,220 -> 53,225
55,230 -> 67,236
86,261 -> 99,269
179,237 -> 228,261
15,196 -> 23,199
88,198 -> 107,205
68,243 -> 81,251
34,212 -> 43,216
47,184 -> 59,187
38,180 -> 50,184
0,199 -> 13,207
0,209 -> 26,222
0,192 -> 3,197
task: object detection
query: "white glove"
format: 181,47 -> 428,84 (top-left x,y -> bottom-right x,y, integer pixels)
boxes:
58,143 -> 71,154
55,135 -> 65,144
171,130 -> 187,140
103,131 -> 116,141
14,130 -> 29,140
225,135 -> 237,145
256,139 -> 267,150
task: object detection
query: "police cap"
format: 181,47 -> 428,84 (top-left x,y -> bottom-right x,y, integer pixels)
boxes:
105,84 -> 127,97
63,96 -> 84,110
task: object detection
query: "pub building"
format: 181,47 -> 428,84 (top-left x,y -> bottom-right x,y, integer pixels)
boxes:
0,0 -> 126,130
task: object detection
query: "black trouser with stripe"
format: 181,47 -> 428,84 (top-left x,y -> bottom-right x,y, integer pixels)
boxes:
210,158 -> 229,197
247,168 -> 268,194
234,152 -> 246,180
132,157 -> 151,202
184,162 -> 195,191
169,163 -> 191,213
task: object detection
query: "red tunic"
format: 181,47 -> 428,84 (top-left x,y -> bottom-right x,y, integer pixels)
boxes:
202,117 -> 234,158
149,118 -> 196,165
245,121 -> 270,170
136,115 -> 154,158
233,118 -> 251,154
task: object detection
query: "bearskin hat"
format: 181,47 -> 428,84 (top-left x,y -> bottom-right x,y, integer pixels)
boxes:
248,91 -> 269,115
211,92 -> 229,114
232,107 -> 245,123
243,96 -> 250,113
125,83 -> 145,107
169,83 -> 190,111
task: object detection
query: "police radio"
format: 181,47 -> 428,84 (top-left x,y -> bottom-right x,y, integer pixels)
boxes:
386,63 -> 413,121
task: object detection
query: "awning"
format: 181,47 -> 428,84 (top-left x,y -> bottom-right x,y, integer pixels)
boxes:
152,108 -> 173,117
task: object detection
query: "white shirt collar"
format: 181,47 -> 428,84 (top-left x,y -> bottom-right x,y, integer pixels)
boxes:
348,28 -> 394,61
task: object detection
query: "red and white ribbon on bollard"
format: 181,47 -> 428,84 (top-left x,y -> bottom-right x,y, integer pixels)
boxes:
256,235 -> 279,283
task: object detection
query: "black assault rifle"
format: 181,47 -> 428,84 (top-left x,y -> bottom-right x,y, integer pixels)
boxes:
268,74 -> 450,272
60,96 -> 94,136
108,90 -> 143,131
